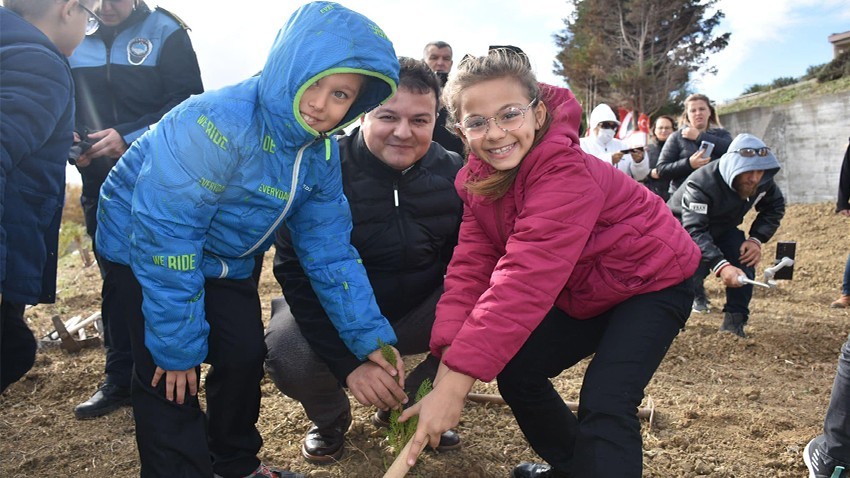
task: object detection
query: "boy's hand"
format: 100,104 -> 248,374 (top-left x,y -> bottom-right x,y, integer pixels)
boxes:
152,366 -> 197,404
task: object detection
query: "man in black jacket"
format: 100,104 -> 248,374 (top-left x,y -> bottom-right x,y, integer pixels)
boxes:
69,0 -> 203,419
669,133 -> 785,338
264,58 -> 463,464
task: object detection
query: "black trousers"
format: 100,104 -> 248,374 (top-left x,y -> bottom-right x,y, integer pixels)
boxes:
711,228 -> 754,317
112,263 -> 265,477
0,300 -> 37,394
84,195 -> 133,388
496,279 -> 693,477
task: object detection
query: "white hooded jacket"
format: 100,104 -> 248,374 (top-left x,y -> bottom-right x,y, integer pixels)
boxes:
579,104 -> 649,181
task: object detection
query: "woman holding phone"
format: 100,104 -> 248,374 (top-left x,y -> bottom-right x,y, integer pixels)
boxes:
654,93 -> 732,195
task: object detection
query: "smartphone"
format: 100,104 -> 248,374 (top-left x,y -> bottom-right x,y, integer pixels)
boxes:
773,241 -> 796,280
699,140 -> 715,158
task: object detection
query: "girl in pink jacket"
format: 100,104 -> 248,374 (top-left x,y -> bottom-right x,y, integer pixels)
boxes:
399,49 -> 701,477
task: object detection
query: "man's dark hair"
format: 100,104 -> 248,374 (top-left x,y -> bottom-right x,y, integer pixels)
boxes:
397,56 -> 442,112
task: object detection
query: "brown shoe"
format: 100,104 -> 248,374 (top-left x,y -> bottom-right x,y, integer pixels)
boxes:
830,295 -> 850,308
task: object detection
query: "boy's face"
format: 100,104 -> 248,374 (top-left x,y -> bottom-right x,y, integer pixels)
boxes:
55,0 -> 100,56
299,73 -> 363,133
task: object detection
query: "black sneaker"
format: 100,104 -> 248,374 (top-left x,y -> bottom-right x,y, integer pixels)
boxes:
719,312 -> 747,338
804,435 -> 848,478
372,409 -> 462,452
73,383 -> 131,419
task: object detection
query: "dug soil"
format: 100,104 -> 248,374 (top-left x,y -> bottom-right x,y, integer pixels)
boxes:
1,202 -> 848,477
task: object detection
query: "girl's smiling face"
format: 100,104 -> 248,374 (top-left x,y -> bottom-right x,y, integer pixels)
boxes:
457,77 -> 546,171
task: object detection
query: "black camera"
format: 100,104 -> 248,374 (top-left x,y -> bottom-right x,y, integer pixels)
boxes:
68,130 -> 93,165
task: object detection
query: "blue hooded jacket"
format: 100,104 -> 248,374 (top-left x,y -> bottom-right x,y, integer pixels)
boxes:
0,8 -> 74,304
96,1 -> 400,370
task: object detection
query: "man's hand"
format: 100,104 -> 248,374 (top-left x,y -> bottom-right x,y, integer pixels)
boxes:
688,149 -> 711,169
719,265 -> 747,288
739,240 -> 761,267
398,368 -> 475,467
346,360 -> 408,410
78,128 -> 128,166
152,366 -> 197,404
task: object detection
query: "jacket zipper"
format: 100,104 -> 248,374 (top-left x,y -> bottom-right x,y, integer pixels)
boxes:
239,141 -> 311,258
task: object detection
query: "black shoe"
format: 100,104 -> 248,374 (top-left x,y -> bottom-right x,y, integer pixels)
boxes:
804,435 -> 849,478
73,383 -> 131,419
372,409 -> 462,452
511,462 -> 570,478
301,411 -> 351,464
719,312 -> 747,338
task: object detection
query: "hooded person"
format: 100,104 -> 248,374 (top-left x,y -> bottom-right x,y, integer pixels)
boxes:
579,103 -> 649,181
94,2 -> 400,477
669,133 -> 786,338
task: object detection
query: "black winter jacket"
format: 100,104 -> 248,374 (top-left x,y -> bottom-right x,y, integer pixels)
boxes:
642,139 -> 670,201
669,160 -> 785,270
656,127 -> 732,193
274,128 -> 463,382
68,3 -> 203,199
0,8 -> 74,304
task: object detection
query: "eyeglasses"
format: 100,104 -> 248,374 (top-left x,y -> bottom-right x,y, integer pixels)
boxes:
598,122 -> 618,130
456,99 -> 537,140
77,2 -> 103,36
733,147 -> 771,157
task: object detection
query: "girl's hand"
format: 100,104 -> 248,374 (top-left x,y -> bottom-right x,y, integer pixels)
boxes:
152,366 -> 197,404
398,368 -> 476,467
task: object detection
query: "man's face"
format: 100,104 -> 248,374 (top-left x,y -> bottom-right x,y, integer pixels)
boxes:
424,46 -> 453,74
732,170 -> 765,199
361,87 -> 437,171
99,0 -> 135,26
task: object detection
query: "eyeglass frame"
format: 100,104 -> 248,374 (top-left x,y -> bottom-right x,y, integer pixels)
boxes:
732,147 -> 771,157
455,99 -> 538,140
77,1 -> 103,36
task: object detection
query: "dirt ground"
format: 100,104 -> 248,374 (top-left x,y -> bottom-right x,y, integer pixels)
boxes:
1,202 -> 848,477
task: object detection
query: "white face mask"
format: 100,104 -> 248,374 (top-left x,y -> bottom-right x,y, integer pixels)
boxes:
596,128 -> 615,145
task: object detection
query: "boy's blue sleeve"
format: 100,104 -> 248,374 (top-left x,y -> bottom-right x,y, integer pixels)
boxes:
286,141 -> 396,360
129,106 -> 234,371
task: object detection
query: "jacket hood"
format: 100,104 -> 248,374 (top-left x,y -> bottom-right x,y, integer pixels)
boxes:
0,7 -> 64,57
539,83 -> 582,146
258,2 -> 399,145
719,133 -> 780,188
587,103 -> 619,131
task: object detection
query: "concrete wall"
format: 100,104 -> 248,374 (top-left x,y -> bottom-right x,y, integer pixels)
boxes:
719,90 -> 850,205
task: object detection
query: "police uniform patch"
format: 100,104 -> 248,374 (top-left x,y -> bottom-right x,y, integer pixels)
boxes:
690,202 -> 708,214
128,38 -> 153,65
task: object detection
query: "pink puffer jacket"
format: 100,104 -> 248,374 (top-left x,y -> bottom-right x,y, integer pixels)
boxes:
431,84 -> 700,382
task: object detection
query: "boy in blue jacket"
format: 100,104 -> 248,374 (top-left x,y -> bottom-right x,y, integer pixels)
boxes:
95,2 -> 402,477
1,0 -> 99,393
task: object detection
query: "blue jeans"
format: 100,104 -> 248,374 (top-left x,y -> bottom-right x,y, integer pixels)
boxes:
822,333 -> 850,467
842,253 -> 850,296
496,279 -> 693,477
